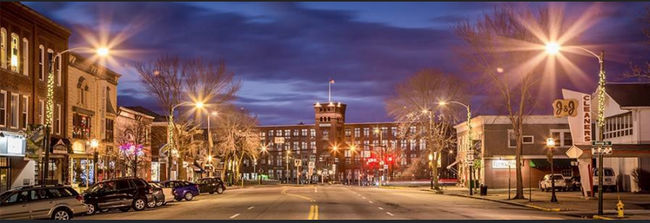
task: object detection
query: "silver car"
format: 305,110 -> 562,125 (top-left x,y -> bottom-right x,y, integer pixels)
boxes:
0,185 -> 88,220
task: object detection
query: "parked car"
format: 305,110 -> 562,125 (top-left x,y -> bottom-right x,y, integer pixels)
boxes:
566,176 -> 582,191
539,174 -> 567,192
149,182 -> 174,206
0,185 -> 87,220
82,177 -> 155,215
593,167 -> 617,192
161,180 -> 200,201
196,177 -> 226,194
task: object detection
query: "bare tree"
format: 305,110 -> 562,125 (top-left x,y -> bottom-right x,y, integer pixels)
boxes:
172,121 -> 205,180
134,55 -> 242,180
116,115 -> 152,178
385,69 -> 467,191
212,105 -> 260,184
454,5 -> 570,199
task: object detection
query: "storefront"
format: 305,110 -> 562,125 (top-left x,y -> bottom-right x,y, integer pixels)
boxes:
0,131 -> 27,192
70,140 -> 95,189
47,137 -> 71,185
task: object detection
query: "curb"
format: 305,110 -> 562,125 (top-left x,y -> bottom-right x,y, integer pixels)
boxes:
592,215 -> 615,220
447,193 -> 571,212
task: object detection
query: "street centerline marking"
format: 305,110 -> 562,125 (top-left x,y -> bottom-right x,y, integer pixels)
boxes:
386,212 -> 394,216
378,207 -> 384,210
308,205 -> 319,220
248,206 -> 254,210
230,213 -> 240,219
315,187 -> 317,193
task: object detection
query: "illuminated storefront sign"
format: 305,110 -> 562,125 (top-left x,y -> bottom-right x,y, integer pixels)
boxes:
0,132 -> 26,156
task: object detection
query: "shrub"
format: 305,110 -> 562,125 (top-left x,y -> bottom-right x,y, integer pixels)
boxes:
631,168 -> 650,192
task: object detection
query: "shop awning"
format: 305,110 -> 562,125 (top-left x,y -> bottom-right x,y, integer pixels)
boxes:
50,137 -> 72,154
529,159 -> 573,168
192,162 -> 205,172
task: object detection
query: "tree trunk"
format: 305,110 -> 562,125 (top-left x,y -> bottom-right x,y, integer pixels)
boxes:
514,118 -> 525,199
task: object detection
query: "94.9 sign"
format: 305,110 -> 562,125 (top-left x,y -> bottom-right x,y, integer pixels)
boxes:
553,99 -> 578,118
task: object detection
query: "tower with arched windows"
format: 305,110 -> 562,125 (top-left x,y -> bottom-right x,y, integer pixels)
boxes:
313,101 -> 346,181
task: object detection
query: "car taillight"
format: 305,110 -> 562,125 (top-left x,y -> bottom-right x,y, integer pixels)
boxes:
76,195 -> 84,203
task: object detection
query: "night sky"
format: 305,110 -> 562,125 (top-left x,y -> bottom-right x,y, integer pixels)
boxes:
23,2 -> 650,125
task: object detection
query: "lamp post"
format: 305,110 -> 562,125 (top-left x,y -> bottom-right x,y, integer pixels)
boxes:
206,111 -> 217,177
260,145 -> 267,185
545,43 -> 606,213
42,47 -> 109,185
439,101 -> 472,195
429,153 -> 434,189
89,139 -> 98,186
167,101 -> 204,180
547,137 -> 558,203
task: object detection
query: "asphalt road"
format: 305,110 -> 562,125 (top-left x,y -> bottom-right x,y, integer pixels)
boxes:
75,185 -> 582,220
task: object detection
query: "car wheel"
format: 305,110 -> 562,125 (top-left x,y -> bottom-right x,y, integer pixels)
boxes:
133,198 -> 147,211
185,192 -> 194,201
119,207 -> 131,212
86,203 -> 99,215
216,187 -> 224,194
147,198 -> 156,208
52,208 -> 72,220
175,197 -> 183,201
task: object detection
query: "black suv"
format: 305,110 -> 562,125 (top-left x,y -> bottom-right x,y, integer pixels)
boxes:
83,177 -> 154,215
196,177 -> 226,194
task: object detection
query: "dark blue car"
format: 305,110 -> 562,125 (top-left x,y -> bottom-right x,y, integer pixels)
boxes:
161,180 -> 200,201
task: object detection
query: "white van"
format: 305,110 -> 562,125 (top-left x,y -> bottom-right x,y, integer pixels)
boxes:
592,167 -> 617,192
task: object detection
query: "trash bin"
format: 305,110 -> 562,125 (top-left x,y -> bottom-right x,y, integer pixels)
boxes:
480,185 -> 488,196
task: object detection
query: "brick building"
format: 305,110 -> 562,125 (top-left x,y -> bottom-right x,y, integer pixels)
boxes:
241,101 -> 455,184
1,2 -> 70,192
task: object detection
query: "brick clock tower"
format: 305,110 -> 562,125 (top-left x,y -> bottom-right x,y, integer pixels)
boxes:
314,101 -> 346,181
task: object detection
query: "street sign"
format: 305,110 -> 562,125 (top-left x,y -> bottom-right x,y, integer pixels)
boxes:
294,159 -> 302,166
592,147 -> 612,155
566,145 -> 584,159
591,141 -> 612,146
553,99 -> 579,118
274,137 -> 285,144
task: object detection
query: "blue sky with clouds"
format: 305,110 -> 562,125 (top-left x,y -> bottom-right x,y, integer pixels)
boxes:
23,2 -> 650,125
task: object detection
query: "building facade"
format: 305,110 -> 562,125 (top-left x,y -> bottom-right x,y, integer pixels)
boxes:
454,115 -> 572,189
65,52 -> 119,190
242,101 -> 455,184
114,106 -> 153,181
1,2 -> 70,192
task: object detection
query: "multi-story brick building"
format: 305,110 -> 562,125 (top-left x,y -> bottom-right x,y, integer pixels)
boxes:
66,52 -> 119,189
115,106 -> 154,180
242,101 -> 455,184
1,2 -> 70,192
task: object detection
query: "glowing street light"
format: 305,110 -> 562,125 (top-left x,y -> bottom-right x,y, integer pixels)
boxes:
545,42 -> 560,55
42,46 -> 110,185
96,47 -> 110,57
438,100 -> 473,194
167,100 -> 206,180
546,137 -> 558,203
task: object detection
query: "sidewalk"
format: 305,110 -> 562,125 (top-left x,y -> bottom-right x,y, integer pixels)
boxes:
439,186 -> 650,220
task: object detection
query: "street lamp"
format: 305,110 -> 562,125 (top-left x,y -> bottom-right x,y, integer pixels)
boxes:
206,111 -> 218,177
429,153 -> 434,189
545,42 -> 606,213
42,47 -> 110,185
438,100 -> 473,195
167,101 -> 204,180
546,137 -> 558,203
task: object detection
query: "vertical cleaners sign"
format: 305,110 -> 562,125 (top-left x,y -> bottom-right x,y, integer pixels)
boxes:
561,89 -> 592,145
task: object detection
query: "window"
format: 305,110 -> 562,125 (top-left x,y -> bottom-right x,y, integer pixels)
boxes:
39,99 -> 44,124
21,96 -> 28,129
39,45 -> 44,80
301,142 -> 307,150
293,129 -> 299,137
56,55 -> 61,86
284,129 -> 290,138
22,38 -> 28,75
293,141 -> 299,150
363,140 -> 369,151
354,128 -> 360,137
410,140 -> 416,150
507,130 -> 517,148
73,114 -> 91,139
381,127 -> 388,136
409,126 -> 416,134
522,135 -> 534,144
550,129 -> 571,147
345,128 -> 351,137
55,104 -> 62,134
420,140 -> 426,150
116,180 -> 132,189
363,128 -> 369,137
301,129 -> 307,136
1,28 -> 6,69
276,129 -> 282,137
604,112 -> 633,139
10,33 -> 19,72
10,93 -> 18,128
310,129 -> 315,138
391,127 -> 397,136
0,90 -> 5,127
401,140 -> 407,149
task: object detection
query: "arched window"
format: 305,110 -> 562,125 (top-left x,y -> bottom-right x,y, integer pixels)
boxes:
10,33 -> 19,72
77,77 -> 88,106
1,28 -> 6,69
38,45 -> 44,80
